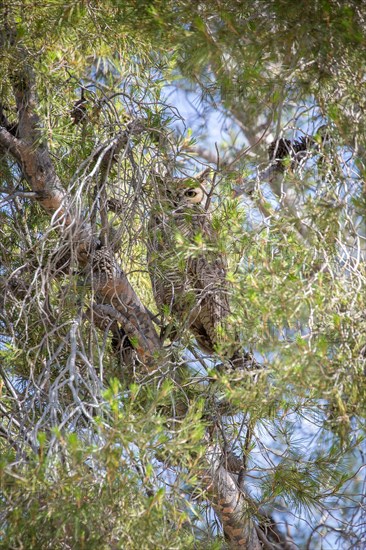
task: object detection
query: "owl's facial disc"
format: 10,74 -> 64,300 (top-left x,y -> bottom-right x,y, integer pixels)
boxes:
182,186 -> 204,204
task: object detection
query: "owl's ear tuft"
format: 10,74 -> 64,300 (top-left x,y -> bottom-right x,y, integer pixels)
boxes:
196,167 -> 212,183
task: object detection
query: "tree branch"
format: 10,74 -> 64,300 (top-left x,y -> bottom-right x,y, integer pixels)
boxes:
1,41 -> 161,369
0,126 -> 22,162
203,442 -> 262,549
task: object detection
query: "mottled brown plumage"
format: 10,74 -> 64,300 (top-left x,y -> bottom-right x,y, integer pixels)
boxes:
148,178 -> 251,366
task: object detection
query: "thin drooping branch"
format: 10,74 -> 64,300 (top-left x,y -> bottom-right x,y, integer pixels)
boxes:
193,24 -> 323,246
0,47 -> 161,369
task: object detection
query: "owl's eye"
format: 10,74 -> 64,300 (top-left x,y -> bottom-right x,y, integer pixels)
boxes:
184,189 -> 197,198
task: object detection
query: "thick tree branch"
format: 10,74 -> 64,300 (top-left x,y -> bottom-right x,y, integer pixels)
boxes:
1,42 -> 161,369
203,442 -> 262,550
0,126 -> 22,162
87,303 -> 158,368
202,439 -> 296,549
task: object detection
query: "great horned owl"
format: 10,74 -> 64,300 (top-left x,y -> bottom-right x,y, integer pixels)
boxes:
148,176 -> 253,367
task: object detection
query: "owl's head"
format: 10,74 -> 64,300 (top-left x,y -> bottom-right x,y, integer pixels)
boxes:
175,178 -> 206,206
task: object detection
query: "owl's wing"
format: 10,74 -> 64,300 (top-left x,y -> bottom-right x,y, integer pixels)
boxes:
187,252 -> 233,355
